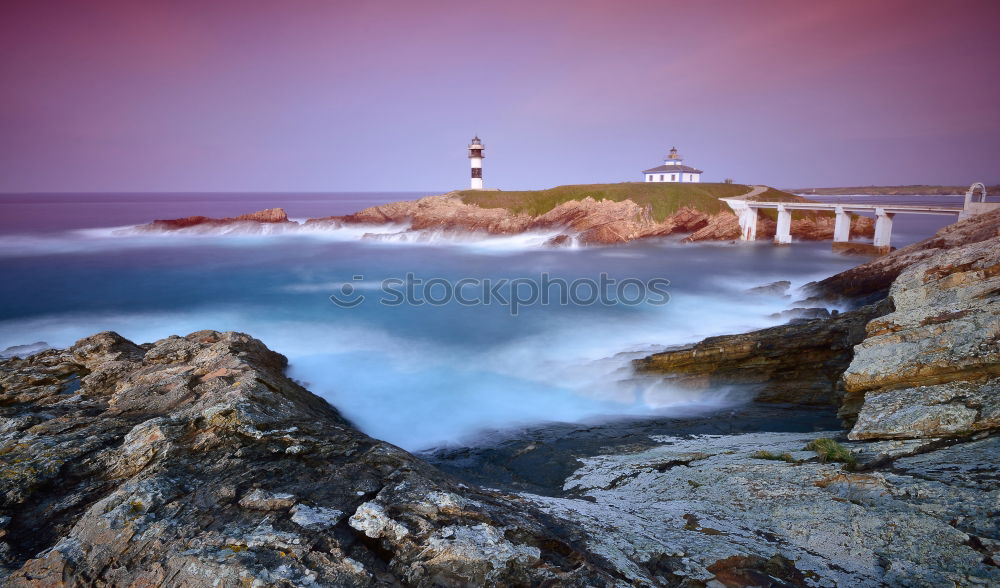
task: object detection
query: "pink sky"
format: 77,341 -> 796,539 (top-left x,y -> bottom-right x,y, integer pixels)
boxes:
1,0 -> 998,191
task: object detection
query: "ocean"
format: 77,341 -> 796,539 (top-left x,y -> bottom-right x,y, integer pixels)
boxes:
0,192 -> 958,450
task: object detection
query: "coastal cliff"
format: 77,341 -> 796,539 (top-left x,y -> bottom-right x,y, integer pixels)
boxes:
308,189 -> 874,245
841,233 -> 1000,437
0,332 -> 617,586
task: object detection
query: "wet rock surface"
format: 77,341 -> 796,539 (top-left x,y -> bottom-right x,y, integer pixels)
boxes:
521,431 -> 1000,587
0,331 -> 620,586
633,299 -> 892,406
426,404 -> 842,496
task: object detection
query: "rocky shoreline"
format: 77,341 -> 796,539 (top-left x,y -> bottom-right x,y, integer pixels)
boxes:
2,210 -> 998,585
137,188 -> 876,246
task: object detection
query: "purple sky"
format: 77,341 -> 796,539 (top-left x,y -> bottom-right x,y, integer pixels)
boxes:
2,0 -> 998,192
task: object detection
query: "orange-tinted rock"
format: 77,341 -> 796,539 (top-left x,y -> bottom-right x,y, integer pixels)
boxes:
145,208 -> 290,230
684,211 -> 741,241
310,194 -> 533,235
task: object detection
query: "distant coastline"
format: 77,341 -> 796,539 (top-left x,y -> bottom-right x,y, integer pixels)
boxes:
788,184 -> 998,196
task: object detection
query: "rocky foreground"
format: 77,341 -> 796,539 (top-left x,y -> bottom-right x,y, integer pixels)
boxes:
0,331 -> 621,586
138,188 -> 875,246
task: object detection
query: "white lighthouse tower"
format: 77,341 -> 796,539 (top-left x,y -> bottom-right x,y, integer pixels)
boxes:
468,136 -> 484,190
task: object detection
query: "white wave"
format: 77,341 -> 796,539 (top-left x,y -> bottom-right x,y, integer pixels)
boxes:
281,280 -> 385,293
0,220 -> 578,258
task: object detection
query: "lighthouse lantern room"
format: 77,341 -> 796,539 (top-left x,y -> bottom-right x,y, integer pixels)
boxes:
468,136 -> 484,190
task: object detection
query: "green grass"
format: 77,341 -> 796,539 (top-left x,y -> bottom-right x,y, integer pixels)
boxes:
458,182 -> 795,222
751,450 -> 798,463
804,438 -> 856,468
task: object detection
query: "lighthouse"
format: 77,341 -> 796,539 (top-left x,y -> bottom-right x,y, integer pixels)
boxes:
468,136 -> 484,190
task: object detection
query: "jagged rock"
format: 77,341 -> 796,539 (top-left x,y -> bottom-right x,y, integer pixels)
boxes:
239,489 -> 297,511
303,191 -> 875,245
0,331 -> 619,586
684,210 -> 741,241
633,299 -> 891,405
531,197 -> 657,244
544,233 -> 573,247
309,194 -> 534,235
806,208 -> 1000,303
142,208 -> 292,231
843,234 -> 1000,437
745,280 -> 791,297
768,307 -> 832,320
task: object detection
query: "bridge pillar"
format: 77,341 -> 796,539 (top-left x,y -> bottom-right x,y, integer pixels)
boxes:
873,208 -> 895,253
740,207 -> 759,240
774,204 -> 792,245
833,206 -> 851,242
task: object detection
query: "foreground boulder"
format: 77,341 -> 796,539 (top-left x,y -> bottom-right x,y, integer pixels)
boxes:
0,331 -> 617,586
843,233 -> 1000,438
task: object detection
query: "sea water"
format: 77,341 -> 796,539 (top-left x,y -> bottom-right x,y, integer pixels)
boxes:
0,192 -> 956,450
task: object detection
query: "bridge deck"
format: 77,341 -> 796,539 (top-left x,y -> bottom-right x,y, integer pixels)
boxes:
720,198 -> 963,216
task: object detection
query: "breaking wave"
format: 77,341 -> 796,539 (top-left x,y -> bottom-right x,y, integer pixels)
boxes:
0,221 -> 578,258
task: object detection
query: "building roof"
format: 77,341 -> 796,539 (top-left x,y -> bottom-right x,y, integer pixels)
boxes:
643,164 -> 703,174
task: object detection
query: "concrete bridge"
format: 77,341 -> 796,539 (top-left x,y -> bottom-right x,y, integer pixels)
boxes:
720,183 -> 995,253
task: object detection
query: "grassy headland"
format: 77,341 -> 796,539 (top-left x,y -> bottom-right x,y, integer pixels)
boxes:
458,183 -> 805,222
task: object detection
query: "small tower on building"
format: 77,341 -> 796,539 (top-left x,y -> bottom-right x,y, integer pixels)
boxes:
468,136 -> 484,190
642,146 -> 703,183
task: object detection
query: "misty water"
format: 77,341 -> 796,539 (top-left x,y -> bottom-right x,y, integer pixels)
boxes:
0,193 -> 957,450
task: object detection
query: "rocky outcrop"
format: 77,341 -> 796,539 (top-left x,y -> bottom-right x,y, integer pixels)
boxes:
633,300 -> 892,406
807,208 -> 1000,303
530,197 -> 656,244
0,331 -> 619,586
310,194 -> 535,235
523,431 -> 1000,587
842,234 -> 1000,438
635,208 -> 1000,440
131,188 -> 881,246
143,208 -> 292,231
683,210 -> 741,241
302,191 -> 875,245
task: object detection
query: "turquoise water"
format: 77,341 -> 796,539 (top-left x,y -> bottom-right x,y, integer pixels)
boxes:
0,192 -> 940,449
